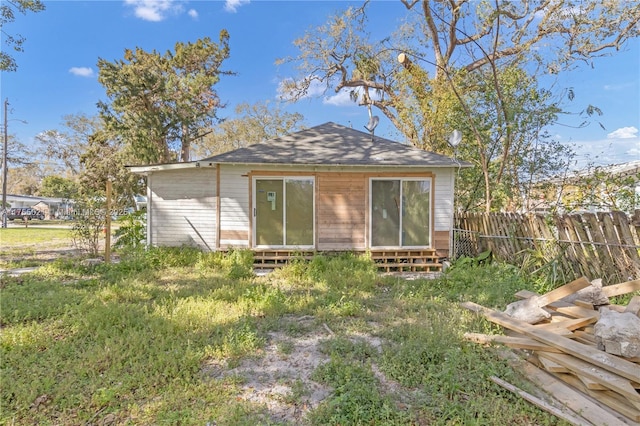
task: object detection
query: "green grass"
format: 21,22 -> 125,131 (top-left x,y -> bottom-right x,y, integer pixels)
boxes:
0,228 -> 76,270
0,227 -> 73,246
0,247 -> 567,425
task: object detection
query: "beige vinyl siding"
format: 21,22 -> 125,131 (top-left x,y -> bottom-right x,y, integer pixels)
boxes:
148,168 -> 216,250
433,168 -> 454,232
219,165 -> 251,248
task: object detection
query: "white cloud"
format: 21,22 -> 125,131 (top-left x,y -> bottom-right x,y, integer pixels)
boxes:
324,87 -> 383,107
323,90 -> 355,106
225,0 -> 249,13
124,0 -> 184,22
277,77 -> 326,101
534,6 -> 582,20
69,67 -> 94,77
571,135 -> 640,168
607,126 -> 638,139
187,9 -> 198,19
603,82 -> 635,91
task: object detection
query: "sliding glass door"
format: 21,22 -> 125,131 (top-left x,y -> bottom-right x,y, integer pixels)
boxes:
370,178 -> 431,248
254,177 -> 314,248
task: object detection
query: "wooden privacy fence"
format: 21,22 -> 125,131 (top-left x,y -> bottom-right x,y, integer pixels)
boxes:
454,211 -> 640,284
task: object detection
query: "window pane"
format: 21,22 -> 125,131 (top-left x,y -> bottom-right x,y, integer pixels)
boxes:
402,180 -> 430,246
285,179 -> 314,246
371,180 -> 400,246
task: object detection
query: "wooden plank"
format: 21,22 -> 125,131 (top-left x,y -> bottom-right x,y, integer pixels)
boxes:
556,215 -> 581,276
556,372 -> 640,423
563,214 -> 594,279
573,300 -> 595,309
538,355 -> 570,373
515,289 -> 538,300
489,376 -> 592,426
576,373 -> 609,391
534,316 -> 597,333
612,211 -> 640,279
536,352 -> 640,405
507,356 -> 630,426
567,214 -> 598,280
463,332 -> 563,352
586,213 -> 617,283
552,305 -> 600,320
572,330 -> 597,344
602,213 -> 627,283
624,295 -> 640,316
602,279 -> 640,298
536,277 -> 592,306
461,302 -> 640,383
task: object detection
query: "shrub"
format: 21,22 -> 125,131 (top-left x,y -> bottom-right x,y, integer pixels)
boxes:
114,210 -> 146,250
71,196 -> 107,256
196,249 -> 254,279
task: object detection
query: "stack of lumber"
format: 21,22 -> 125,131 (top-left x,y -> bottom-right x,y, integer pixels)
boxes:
461,277 -> 640,426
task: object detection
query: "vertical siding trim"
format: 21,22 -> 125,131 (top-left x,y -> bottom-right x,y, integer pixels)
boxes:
450,171 -> 455,256
364,176 -> 369,248
431,173 -> 436,247
248,172 -> 253,248
315,175 -> 319,248
147,174 -> 153,246
216,164 -> 221,249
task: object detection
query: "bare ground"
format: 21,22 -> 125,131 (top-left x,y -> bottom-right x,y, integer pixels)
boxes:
201,315 -> 404,425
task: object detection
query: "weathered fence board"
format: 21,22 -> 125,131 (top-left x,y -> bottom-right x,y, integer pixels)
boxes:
454,211 -> 640,285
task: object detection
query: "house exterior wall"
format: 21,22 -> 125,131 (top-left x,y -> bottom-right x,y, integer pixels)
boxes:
219,165 -> 454,256
317,172 -> 367,250
145,164 -> 455,257
147,168 -> 216,250
218,165 -> 251,248
434,168 -> 454,257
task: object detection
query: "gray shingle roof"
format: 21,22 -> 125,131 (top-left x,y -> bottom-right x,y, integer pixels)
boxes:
202,122 -> 467,167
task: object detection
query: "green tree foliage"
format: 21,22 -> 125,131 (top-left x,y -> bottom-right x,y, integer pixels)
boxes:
3,134 -> 40,195
79,129 -> 141,208
451,66 -> 574,212
280,0 -> 639,211
192,101 -> 306,158
6,163 -> 41,195
551,164 -> 640,214
97,32 -> 233,164
35,113 -> 101,176
36,113 -> 141,209
0,0 -> 45,71
38,175 -> 79,199
3,133 -> 30,167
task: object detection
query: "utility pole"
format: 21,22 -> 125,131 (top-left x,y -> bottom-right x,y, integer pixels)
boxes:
2,98 -> 8,229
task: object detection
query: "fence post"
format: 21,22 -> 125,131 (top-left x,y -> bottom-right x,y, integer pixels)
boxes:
105,180 -> 112,264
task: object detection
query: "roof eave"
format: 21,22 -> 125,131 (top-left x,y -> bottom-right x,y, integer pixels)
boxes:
212,160 -> 472,168
126,161 -> 216,174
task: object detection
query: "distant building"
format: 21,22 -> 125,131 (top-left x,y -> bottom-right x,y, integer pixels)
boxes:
528,160 -> 640,214
0,194 -> 74,219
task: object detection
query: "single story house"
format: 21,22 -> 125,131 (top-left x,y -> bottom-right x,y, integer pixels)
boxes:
0,194 -> 73,219
128,122 -> 469,269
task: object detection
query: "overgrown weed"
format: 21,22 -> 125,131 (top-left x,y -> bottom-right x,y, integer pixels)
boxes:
1,247 -> 564,425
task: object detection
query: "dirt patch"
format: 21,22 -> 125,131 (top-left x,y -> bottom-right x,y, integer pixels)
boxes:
5,247 -> 82,261
202,316 -> 394,424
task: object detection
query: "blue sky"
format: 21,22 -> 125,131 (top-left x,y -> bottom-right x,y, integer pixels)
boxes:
1,0 -> 639,168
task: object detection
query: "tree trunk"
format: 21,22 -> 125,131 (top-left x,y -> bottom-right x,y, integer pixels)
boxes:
181,125 -> 190,162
